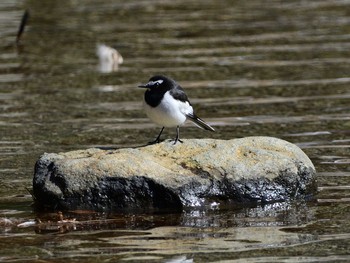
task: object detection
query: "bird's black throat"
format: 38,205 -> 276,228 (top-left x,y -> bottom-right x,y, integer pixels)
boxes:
144,88 -> 167,107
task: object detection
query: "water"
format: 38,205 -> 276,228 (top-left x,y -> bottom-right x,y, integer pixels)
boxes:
1,0 -> 350,262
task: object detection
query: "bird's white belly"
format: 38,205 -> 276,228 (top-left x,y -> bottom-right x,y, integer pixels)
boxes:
143,92 -> 192,127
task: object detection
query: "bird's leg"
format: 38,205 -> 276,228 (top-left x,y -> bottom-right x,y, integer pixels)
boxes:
149,127 -> 164,144
173,126 -> 184,145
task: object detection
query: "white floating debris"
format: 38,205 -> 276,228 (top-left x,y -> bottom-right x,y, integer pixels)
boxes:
286,131 -> 332,137
96,44 -> 123,73
166,256 -> 193,263
17,220 -> 36,228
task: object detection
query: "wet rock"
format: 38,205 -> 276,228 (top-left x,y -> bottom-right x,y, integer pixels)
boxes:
32,137 -> 317,212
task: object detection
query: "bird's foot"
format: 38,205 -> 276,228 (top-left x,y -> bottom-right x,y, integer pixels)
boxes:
147,127 -> 165,145
172,138 -> 183,145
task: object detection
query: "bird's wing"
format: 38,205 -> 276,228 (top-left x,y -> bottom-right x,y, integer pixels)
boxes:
169,86 -> 190,104
170,86 -> 215,131
169,87 -> 195,116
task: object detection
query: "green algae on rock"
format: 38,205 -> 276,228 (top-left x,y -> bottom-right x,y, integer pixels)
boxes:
32,137 -> 317,212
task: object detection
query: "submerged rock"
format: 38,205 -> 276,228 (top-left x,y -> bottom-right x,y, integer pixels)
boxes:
32,137 -> 317,212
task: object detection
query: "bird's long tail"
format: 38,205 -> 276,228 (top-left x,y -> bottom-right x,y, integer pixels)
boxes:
186,114 -> 215,132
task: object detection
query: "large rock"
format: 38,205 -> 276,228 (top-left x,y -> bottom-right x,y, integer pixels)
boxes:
32,137 -> 317,212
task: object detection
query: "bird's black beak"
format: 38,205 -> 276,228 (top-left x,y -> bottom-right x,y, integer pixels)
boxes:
138,84 -> 148,89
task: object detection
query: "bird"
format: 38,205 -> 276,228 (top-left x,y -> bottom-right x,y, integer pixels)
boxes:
138,75 -> 215,144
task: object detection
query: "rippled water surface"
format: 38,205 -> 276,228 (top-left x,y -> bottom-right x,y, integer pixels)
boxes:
1,0 -> 350,262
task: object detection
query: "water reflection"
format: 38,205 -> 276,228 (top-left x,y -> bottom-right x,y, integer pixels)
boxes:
0,201 -> 321,261
2,201 -> 314,234
96,44 -> 123,73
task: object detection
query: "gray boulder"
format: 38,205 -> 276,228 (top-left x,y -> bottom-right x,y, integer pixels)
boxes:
32,137 -> 317,212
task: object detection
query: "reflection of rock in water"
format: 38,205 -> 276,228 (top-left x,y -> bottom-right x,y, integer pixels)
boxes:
96,44 -> 123,73
180,201 -> 317,228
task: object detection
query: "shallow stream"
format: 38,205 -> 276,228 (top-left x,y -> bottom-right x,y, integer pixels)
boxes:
1,0 -> 350,262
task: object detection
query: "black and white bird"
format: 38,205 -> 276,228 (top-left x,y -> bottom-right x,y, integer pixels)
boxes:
138,75 -> 215,144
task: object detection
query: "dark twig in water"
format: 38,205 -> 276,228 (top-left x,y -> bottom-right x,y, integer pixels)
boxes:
16,10 -> 30,45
